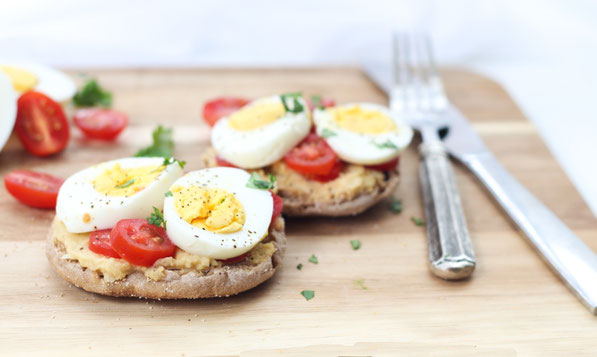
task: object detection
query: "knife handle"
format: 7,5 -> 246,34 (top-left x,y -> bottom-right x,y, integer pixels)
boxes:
419,141 -> 476,280
462,152 -> 597,313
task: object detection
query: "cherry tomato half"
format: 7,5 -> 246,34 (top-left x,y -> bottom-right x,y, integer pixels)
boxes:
74,108 -> 128,141
15,91 -> 70,157
215,156 -> 238,168
270,191 -> 283,225
365,157 -> 400,172
4,170 -> 64,209
218,252 -> 249,264
284,133 -> 339,175
89,229 -> 120,258
202,97 -> 249,126
110,219 -> 175,267
305,159 -> 343,182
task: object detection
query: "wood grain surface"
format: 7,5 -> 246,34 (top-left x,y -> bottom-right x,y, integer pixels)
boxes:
0,68 -> 595,356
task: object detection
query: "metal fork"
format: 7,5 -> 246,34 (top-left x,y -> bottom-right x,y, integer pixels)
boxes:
392,33 -> 476,280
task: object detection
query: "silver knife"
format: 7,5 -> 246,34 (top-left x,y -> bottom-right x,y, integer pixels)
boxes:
365,63 -> 597,314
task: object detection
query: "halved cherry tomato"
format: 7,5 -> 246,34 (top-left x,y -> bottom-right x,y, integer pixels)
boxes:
110,219 -> 175,267
218,252 -> 249,264
202,97 -> 249,126
215,156 -> 238,168
270,191 -> 283,225
15,91 -> 70,157
366,157 -> 400,172
284,133 -> 339,175
4,170 -> 64,209
307,97 -> 335,111
73,108 -> 128,141
89,229 -> 120,258
305,159 -> 343,182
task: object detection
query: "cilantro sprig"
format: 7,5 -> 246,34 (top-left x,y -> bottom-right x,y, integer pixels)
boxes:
165,191 -> 173,197
300,290 -> 315,301
162,156 -> 186,169
115,178 -> 135,189
320,128 -> 337,138
308,254 -> 318,264
280,92 -> 304,113
246,172 -> 276,190
148,207 -> 166,229
374,140 -> 398,150
135,126 -> 174,158
350,240 -> 361,250
72,78 -> 112,108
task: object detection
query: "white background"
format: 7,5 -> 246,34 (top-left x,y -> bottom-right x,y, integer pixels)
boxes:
2,0 -> 596,215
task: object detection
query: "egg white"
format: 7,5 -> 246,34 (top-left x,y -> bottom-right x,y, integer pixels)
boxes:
163,167 -> 273,259
211,95 -> 311,169
313,103 -> 414,165
0,61 -> 76,102
56,157 -> 183,233
0,71 -> 16,151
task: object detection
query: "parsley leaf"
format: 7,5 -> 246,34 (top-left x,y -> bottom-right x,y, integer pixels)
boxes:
311,95 -> 324,110
308,254 -> 318,264
72,78 -> 112,108
389,198 -> 403,213
280,92 -> 304,113
320,128 -> 337,138
297,263 -> 303,270
350,240 -> 361,250
135,126 -> 174,158
162,156 -> 186,169
374,140 -> 398,150
148,207 -> 166,229
300,290 -> 315,301
115,178 -> 135,189
164,191 -> 173,197
411,216 -> 425,226
246,172 -> 276,190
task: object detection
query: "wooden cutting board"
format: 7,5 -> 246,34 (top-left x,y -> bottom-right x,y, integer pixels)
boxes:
1,68 -> 596,357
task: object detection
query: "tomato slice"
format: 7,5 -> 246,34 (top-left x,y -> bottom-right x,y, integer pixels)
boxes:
218,252 -> 249,264
307,97 -> 335,111
305,159 -> 343,182
73,108 -> 128,141
110,219 -> 175,267
202,97 -> 249,126
4,170 -> 63,208
89,229 -> 121,258
15,91 -> 70,157
215,156 -> 238,168
284,133 -> 339,175
270,191 -> 283,225
365,157 -> 400,172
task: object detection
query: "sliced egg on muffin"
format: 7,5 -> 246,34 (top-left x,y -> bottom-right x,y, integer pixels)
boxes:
163,167 -> 273,260
0,61 -> 76,102
211,94 -> 311,169
313,103 -> 413,165
56,157 -> 184,233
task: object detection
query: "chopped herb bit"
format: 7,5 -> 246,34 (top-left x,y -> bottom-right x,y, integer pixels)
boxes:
148,207 -> 166,229
164,191 -> 173,197
280,92 -> 304,113
353,279 -> 368,290
135,125 -> 174,158
320,128 -> 337,138
300,290 -> 315,301
350,240 -> 361,250
411,216 -> 425,226
72,78 -> 112,107
308,254 -> 318,264
374,140 -> 398,150
115,178 -> 135,189
220,198 -> 226,204
162,156 -> 186,169
389,198 -> 403,213
296,263 -> 303,270
246,172 -> 276,190
311,95 -> 324,110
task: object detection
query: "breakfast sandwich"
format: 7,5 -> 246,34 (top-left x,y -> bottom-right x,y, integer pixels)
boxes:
201,94 -> 413,216
46,157 -> 285,299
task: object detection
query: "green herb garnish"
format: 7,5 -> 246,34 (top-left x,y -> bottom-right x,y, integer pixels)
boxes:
411,216 -> 425,226
135,126 -> 174,158
300,290 -> 315,301
72,78 -> 112,107
297,263 -> 303,270
389,198 -> 403,213
162,156 -> 186,169
148,207 -> 166,229
246,172 -> 276,190
374,140 -> 398,150
320,128 -> 337,138
311,95 -> 324,110
165,191 -> 173,197
115,178 -> 135,189
308,254 -> 318,264
353,279 -> 368,290
350,240 -> 361,250
280,92 -> 304,113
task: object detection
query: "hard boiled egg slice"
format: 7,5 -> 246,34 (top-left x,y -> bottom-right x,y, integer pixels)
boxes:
313,103 -> 414,165
0,61 -> 76,102
0,71 -> 16,151
56,157 -> 183,233
163,167 -> 273,259
211,94 -> 311,169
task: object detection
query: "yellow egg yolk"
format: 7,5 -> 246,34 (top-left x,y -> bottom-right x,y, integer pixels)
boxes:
0,65 -> 38,92
228,100 -> 286,131
331,105 -> 397,135
172,185 -> 245,234
93,163 -> 165,197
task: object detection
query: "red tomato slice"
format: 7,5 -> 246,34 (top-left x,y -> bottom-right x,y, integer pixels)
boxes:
4,170 -> 63,209
15,91 -> 70,157
305,159 -> 343,182
284,133 -> 339,175
218,252 -> 249,264
202,97 -> 249,126
270,191 -> 283,225
74,108 -> 128,141
365,157 -> 400,172
307,97 -> 335,111
215,156 -> 238,168
89,229 -> 121,258
110,219 -> 175,267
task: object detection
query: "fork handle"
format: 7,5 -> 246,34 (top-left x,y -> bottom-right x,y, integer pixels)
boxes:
419,141 -> 476,280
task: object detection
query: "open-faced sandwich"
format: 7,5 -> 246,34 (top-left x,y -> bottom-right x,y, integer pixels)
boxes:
46,157 -> 285,299
201,94 -> 413,216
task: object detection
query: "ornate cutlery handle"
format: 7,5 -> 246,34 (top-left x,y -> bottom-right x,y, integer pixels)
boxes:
419,141 -> 476,280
